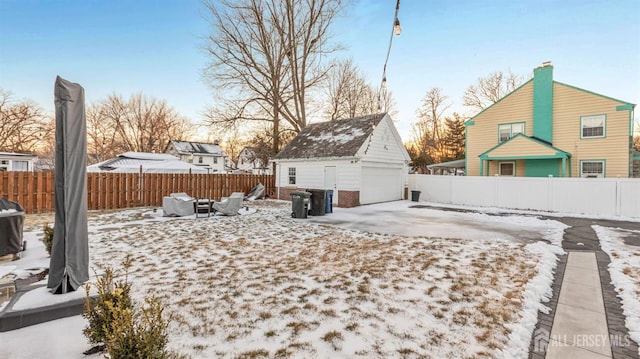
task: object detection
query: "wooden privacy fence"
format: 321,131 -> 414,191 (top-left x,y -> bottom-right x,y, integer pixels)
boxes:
0,171 -> 275,214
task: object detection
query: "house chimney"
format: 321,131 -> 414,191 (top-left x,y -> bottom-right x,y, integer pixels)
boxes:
533,62 -> 554,143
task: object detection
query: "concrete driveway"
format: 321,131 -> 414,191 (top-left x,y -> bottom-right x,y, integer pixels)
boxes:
306,200 -> 566,245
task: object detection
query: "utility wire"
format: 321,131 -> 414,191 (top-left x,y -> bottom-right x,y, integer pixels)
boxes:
378,0 -> 401,111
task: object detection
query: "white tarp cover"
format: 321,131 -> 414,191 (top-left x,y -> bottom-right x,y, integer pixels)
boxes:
212,192 -> 244,216
87,152 -> 207,174
162,193 -> 195,217
48,76 -> 89,294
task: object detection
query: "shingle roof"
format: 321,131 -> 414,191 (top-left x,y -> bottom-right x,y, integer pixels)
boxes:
169,140 -> 226,156
275,113 -> 386,160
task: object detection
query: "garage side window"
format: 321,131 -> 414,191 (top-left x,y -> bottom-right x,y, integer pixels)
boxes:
288,167 -> 296,184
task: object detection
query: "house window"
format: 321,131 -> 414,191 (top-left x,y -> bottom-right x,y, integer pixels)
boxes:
214,157 -> 218,164
288,167 -> 296,185
498,161 -> 515,176
498,122 -> 525,143
12,161 -> 28,171
581,160 -> 604,178
198,156 -> 203,164
581,115 -> 605,138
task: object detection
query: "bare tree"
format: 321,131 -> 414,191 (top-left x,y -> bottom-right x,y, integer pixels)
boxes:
0,90 -> 53,153
209,124 -> 246,167
245,122 -> 297,165
418,88 -> 450,158
323,58 -> 396,120
463,70 -> 526,113
202,0 -> 342,154
86,103 -> 122,163
86,93 -> 194,161
410,88 -> 451,168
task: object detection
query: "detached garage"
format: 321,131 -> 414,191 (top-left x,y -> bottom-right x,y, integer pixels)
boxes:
274,113 -> 411,207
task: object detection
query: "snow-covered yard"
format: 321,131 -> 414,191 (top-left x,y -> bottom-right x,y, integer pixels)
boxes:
1,200 -> 567,358
593,225 -> 640,356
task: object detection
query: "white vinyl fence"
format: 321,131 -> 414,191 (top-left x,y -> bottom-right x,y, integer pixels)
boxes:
409,175 -> 640,218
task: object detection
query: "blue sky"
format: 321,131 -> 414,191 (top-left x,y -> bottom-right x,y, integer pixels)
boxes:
1,0 -> 638,141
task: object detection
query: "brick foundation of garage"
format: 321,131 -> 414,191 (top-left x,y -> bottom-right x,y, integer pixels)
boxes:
276,187 -> 360,208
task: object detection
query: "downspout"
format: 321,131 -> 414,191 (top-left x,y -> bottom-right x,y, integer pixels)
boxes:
616,104 -> 635,177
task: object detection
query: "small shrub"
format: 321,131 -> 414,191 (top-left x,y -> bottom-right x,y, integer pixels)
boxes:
83,259 -> 133,346
42,224 -> 54,255
105,296 -> 172,359
83,257 -> 180,358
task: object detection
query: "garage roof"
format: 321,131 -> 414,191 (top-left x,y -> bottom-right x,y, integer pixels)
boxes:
275,113 -> 386,159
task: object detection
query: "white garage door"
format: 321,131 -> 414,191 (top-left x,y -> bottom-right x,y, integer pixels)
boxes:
360,166 -> 403,204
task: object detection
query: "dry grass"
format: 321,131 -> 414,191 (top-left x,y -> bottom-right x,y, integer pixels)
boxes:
26,201 -> 547,358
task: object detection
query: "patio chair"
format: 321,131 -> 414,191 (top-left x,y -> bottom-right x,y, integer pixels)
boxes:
195,198 -> 212,218
212,192 -> 244,216
162,192 -> 195,217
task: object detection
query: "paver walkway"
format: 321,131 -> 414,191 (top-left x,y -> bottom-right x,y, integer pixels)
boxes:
545,252 -> 611,358
530,218 -> 640,359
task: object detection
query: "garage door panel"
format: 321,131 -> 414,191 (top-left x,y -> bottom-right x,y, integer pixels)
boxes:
361,167 -> 402,204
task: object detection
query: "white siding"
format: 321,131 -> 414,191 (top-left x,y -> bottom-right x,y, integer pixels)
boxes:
358,115 -> 410,191
358,115 -> 410,164
275,114 -> 410,205
276,159 -> 360,191
0,154 -> 36,172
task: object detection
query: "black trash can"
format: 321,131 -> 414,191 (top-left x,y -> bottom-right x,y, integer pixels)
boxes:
325,190 -> 333,214
307,189 -> 326,216
410,190 -> 421,202
291,192 -> 311,218
0,198 -> 25,257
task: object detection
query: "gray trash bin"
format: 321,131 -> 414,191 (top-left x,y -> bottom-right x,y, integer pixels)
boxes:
325,190 -> 333,213
291,192 -> 311,218
307,189 -> 326,216
411,190 -> 421,202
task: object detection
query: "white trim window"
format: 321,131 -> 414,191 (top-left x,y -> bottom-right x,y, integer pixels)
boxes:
581,161 -> 604,178
288,167 -> 296,185
498,161 -> 515,176
581,115 -> 605,138
498,122 -> 525,143
12,160 -> 29,171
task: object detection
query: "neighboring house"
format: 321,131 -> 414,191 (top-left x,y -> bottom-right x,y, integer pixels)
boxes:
165,140 -> 228,174
225,157 -> 237,173
427,159 -> 465,176
237,146 -> 272,175
273,113 -> 411,207
87,152 -> 207,174
466,62 -> 636,178
0,152 -> 37,172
